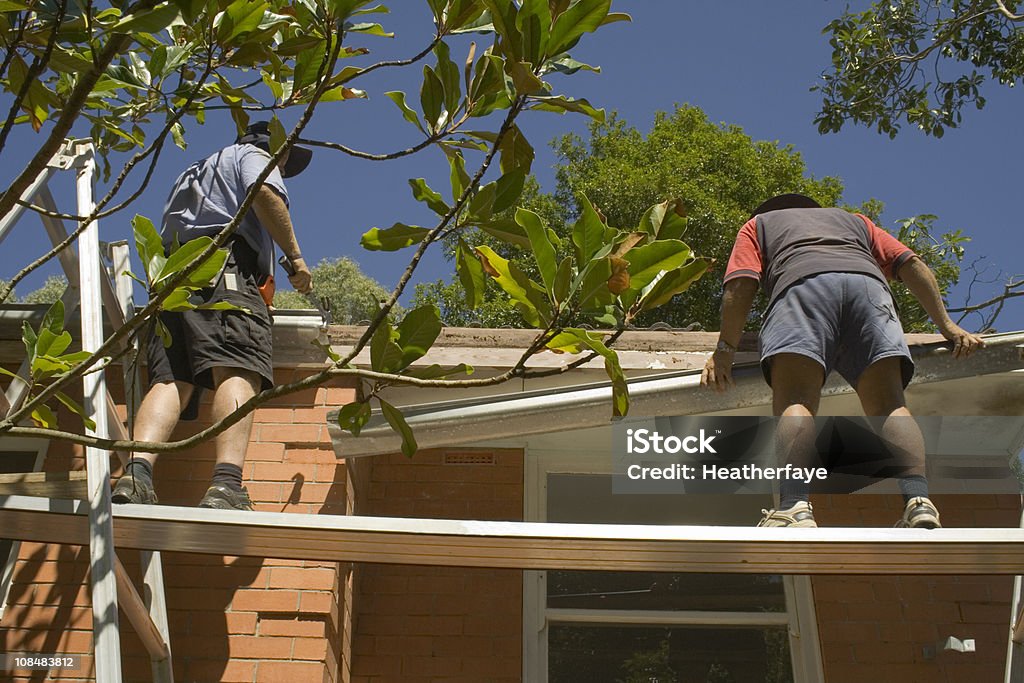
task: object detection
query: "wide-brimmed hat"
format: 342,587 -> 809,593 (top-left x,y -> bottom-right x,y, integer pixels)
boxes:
749,193 -> 821,219
236,121 -> 312,178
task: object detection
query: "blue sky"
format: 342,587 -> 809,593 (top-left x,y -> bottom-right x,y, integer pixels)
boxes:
2,2 -> 1021,330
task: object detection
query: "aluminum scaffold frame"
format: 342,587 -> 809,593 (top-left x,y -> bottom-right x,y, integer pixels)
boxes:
0,139 -> 173,683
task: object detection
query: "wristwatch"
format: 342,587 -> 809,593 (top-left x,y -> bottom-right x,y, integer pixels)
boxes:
715,339 -> 737,354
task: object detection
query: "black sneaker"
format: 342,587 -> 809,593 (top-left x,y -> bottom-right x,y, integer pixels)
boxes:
198,484 -> 253,511
111,472 -> 158,505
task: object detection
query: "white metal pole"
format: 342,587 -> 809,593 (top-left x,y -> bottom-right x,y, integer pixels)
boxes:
76,142 -> 123,682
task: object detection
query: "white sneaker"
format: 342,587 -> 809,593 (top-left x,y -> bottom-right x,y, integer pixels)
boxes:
757,501 -> 817,528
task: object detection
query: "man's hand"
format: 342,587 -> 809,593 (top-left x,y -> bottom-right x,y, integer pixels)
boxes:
288,257 -> 313,294
938,321 -> 985,359
701,349 -> 735,392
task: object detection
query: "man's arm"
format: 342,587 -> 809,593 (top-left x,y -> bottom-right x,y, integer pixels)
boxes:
252,185 -> 312,293
898,256 -> 984,359
701,277 -> 758,392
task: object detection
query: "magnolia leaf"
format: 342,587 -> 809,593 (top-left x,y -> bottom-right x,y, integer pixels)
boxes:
509,60 -> 545,95
444,147 -> 471,201
336,400 -> 371,436
409,178 -> 450,216
157,237 -> 228,290
477,218 -> 531,249
21,320 -> 37,365
553,255 -> 573,304
384,91 -> 425,133
474,245 -> 550,326
517,0 -> 551,63
55,391 -> 96,431
361,223 -> 430,251
435,41 -> 462,121
456,237 -> 485,309
571,194 -> 607,263
548,0 -> 611,54
516,208 -> 557,295
531,95 -> 605,122
419,65 -> 445,131
564,327 -> 628,416
638,257 -> 713,311
370,319 -> 403,373
498,124 -> 533,174
41,299 -> 65,336
113,2 -> 180,33
132,214 -> 167,285
345,21 -> 393,36
469,181 -> 496,219
623,240 -> 692,292
395,305 -> 442,369
31,404 -> 59,429
493,168 -> 525,213
379,398 -> 417,458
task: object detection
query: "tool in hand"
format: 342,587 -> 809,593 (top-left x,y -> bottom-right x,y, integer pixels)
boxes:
278,254 -> 332,329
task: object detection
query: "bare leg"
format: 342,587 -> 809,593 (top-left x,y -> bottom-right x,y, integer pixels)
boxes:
132,380 -> 194,466
769,354 -> 824,510
855,357 -> 926,481
210,367 -> 261,468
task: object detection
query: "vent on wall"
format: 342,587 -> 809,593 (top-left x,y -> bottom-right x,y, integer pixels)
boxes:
444,451 -> 496,466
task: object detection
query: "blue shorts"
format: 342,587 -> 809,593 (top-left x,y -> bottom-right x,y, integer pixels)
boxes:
759,272 -> 914,389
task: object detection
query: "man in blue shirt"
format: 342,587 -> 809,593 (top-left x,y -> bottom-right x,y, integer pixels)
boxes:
112,122 -> 313,510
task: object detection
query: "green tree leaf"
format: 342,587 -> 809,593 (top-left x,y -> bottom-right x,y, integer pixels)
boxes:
516,207 -> 557,294
498,124 -> 533,174
516,0 -> 551,64
473,245 -> 550,326
493,168 -> 526,214
456,237 -> 485,308
55,391 -> 96,431
548,0 -> 610,54
113,2 -> 180,34
531,95 -> 604,122
361,223 -> 431,251
638,257 -> 713,311
409,178 -> 450,216
132,214 -> 167,285
370,319 -> 403,373
395,305 -> 442,368
336,400 -> 371,436
434,40 -> 462,121
620,240 -> 693,309
419,65 -> 445,132
379,397 -> 418,458
384,90 -> 426,133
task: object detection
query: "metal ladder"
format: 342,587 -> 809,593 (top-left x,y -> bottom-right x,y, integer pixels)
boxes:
0,139 -> 173,682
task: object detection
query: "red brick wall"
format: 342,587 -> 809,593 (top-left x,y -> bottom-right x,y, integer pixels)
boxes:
812,493 -> 1019,683
0,370 -> 357,682
349,448 -> 523,683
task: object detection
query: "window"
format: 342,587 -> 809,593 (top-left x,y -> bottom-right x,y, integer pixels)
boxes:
525,447 -> 822,682
0,438 -> 48,619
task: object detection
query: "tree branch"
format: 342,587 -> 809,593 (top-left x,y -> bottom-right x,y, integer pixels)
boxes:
995,0 -> 1024,20
0,52 -> 219,305
0,0 -> 67,155
338,96 -> 527,368
0,22 -> 346,434
0,0 -> 158,228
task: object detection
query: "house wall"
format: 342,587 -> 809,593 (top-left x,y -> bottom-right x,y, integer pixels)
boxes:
0,369 -> 357,683
349,448 -> 524,683
812,493 -> 1020,683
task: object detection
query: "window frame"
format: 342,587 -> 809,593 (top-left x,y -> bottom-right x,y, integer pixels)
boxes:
0,437 -> 50,620
523,446 -> 824,682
